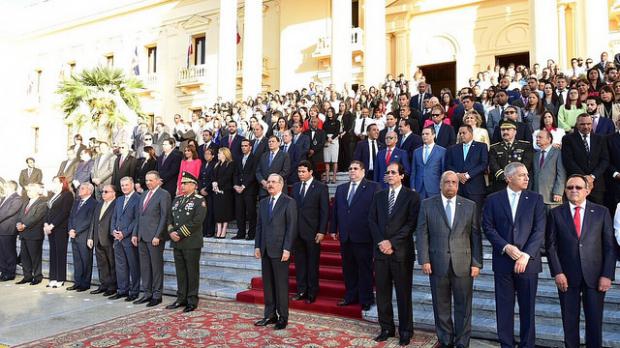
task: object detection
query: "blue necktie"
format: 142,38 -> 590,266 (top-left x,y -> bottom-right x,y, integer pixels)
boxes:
463,143 -> 470,159
268,152 -> 274,166
347,182 -> 357,206
269,197 -> 275,218
423,145 -> 429,164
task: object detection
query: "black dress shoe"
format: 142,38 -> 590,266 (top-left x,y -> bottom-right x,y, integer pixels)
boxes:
274,320 -> 287,330
337,299 -> 358,306
291,292 -> 307,301
103,290 -> 116,296
245,235 -> 254,240
146,298 -> 162,307
305,296 -> 316,304
1,275 -> 15,281
16,278 -> 31,285
374,330 -> 395,342
254,317 -> 278,326
361,303 -> 372,311
398,336 -> 411,346
66,285 -> 79,291
133,296 -> 151,305
30,279 -> 42,285
166,301 -> 187,309
76,287 -> 89,292
125,294 -> 138,302
183,304 -> 197,312
90,288 -> 106,295
110,293 -> 127,300
231,235 -> 245,240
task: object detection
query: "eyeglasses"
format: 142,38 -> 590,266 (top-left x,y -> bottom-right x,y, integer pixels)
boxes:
144,138 -> 152,141
566,185 -> 584,190
504,111 -> 516,114
102,190 -> 113,193
385,170 -> 399,175
348,167 -> 360,171
386,136 -> 396,139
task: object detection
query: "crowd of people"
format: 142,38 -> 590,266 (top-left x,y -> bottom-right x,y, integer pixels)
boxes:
1,51 -> 620,347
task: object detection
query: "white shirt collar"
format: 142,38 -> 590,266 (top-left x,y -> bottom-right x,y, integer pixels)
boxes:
302,177 -> 314,187
506,187 -> 522,196
441,194 -> 456,205
569,201 -> 586,211
271,192 -> 282,203
389,184 -> 402,198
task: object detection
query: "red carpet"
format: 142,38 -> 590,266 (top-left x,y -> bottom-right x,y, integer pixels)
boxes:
237,239 -> 364,319
14,298 -> 438,347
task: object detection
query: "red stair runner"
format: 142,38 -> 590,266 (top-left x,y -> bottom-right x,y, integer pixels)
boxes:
236,239 -> 363,319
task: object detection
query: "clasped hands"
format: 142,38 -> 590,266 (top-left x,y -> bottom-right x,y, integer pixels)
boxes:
378,240 -> 393,255
504,244 -> 529,274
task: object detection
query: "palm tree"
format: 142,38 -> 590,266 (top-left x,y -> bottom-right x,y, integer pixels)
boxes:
56,66 -> 144,144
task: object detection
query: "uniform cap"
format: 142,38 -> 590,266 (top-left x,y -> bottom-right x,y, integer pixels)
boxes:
181,171 -> 198,185
499,119 -> 517,130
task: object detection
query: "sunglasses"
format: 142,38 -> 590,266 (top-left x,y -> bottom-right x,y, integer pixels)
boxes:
102,190 -> 113,193
348,167 -> 360,171
504,111 -> 516,114
144,138 -> 152,141
431,113 -> 442,117
566,185 -> 584,190
385,170 -> 399,175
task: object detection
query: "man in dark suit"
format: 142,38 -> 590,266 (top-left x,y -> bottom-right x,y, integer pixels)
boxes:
607,122 -> 620,213
586,96 -> 615,136
67,183 -> 97,291
87,184 -> 117,296
157,138 -> 183,198
281,130 -> 303,185
233,139 -> 259,240
291,122 -> 310,161
304,117 -> 326,180
221,120 -> 245,162
290,161 -> 329,304
374,131 -> 410,189
546,175 -> 616,348
111,143 -> 137,197
131,171 -> 171,307
490,106 -> 533,144
251,123 -> 269,157
18,157 -> 43,194
0,182 -> 23,281
561,113 -> 610,205
453,94 -> 487,135
254,174 -> 297,330
369,162 -> 420,346
409,81 -> 432,112
398,118 -> 423,161
378,114 -> 398,144
15,184 -> 48,285
410,127 -> 445,198
416,171 -> 482,348
353,124 -> 384,180
256,136 -> 291,198
197,129 -> 219,163
482,162 -> 546,348
109,177 -> 141,302
532,130 -> 565,211
486,91 -> 522,136
429,106 -> 456,148
330,160 -> 380,311
445,125 -> 488,209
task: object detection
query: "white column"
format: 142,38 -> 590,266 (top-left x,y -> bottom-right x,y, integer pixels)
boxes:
394,31 -> 408,78
583,0 -> 609,59
363,0 -> 386,87
331,0 -> 352,90
218,0 -> 237,102
529,0 -> 559,66
557,4 -> 568,69
242,0 -> 262,99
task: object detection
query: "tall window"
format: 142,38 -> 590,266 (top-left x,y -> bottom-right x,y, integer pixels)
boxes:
35,69 -> 42,95
147,46 -> 157,73
105,54 -> 114,67
352,0 -> 359,28
194,36 -> 206,65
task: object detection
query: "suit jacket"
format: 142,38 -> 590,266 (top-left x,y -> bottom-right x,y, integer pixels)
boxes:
353,139 -> 385,173
304,129 -> 326,162
134,188 -> 171,242
445,142 -> 488,197
409,92 -> 432,112
234,154 -> 259,195
255,194 -> 297,258
398,133 -> 423,160
213,161 -> 235,191
452,102 -> 487,133
19,168 -> 42,188
57,159 -> 78,183
532,147 -> 566,205
329,179 -> 381,243
17,198 -> 48,240
91,153 -> 115,186
251,137 -> 269,157
68,197 -> 97,243
134,158 -> 158,190
486,105 -> 523,135
292,180 -> 329,241
593,116 -> 615,135
379,127 -> 398,144
111,155 -> 137,193
410,145 -> 446,196
369,187 -> 420,261
87,200 -> 116,247
373,147 -> 410,187
0,193 -> 23,236
157,150 -> 182,197
110,192 -> 141,239
292,133 -> 311,160
255,150 -> 291,194
482,190 -> 546,274
561,132 -> 610,194
199,160 -> 216,194
197,142 -> 219,164
434,124 -> 456,148
282,142 -> 303,184
221,133 -> 245,162
44,191 -> 74,235
416,195 -> 483,277
546,202 -> 616,288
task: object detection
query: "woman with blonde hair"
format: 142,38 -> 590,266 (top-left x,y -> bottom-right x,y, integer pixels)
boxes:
212,147 -> 235,238
461,110 -> 490,148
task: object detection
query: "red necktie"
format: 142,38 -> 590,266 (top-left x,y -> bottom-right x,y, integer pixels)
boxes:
228,135 -> 233,148
142,190 -> 154,212
539,150 -> 545,168
385,148 -> 392,165
574,206 -> 581,239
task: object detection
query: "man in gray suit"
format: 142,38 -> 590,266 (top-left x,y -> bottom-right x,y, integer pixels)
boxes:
532,129 -> 565,211
91,142 -> 116,200
416,171 -> 483,348
256,136 -> 291,199
87,184 -> 117,296
254,174 -> 297,330
132,171 -> 171,307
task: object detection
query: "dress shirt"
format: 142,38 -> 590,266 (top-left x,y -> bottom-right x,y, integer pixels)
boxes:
614,203 -> 620,245
123,192 -> 134,209
441,194 -> 456,228
100,200 -> 112,220
400,132 -> 411,147
423,143 -> 435,162
300,177 -> 313,197
506,187 -> 521,220
367,139 -> 377,171
270,192 -> 282,207
347,179 -> 362,199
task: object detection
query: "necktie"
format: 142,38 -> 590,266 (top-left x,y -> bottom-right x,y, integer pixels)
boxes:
77,200 -> 85,211
300,181 -> 306,199
423,145 -> 430,164
268,152 -> 274,166
435,124 -> 440,136
388,189 -> 396,215
371,140 -> 377,165
347,182 -> 357,206
229,135 -> 234,148
123,195 -> 129,210
142,190 -> 154,212
418,94 -> 423,110
510,192 -> 518,219
294,134 -> 299,144
539,150 -> 546,168
283,144 -> 288,153
360,118 -> 366,134
242,155 -> 247,168
574,206 -> 582,238
593,116 -> 599,131
582,134 -> 590,153
558,90 -> 565,105
25,201 -> 34,214
445,199 -> 452,228
162,154 -> 168,165
28,168 -> 32,177
119,156 -> 125,168
385,148 -> 392,164
269,197 -> 275,218
99,201 -> 109,220
400,135 -> 406,147
463,143 -> 470,160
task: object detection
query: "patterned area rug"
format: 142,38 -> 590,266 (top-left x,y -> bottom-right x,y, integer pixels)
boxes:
14,298 -> 438,347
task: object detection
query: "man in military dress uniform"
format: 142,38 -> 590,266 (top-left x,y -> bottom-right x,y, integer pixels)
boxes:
489,120 -> 533,192
165,172 -> 207,313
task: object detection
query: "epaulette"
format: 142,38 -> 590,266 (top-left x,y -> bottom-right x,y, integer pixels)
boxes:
490,142 -> 502,147
516,140 -> 530,144
194,194 -> 203,198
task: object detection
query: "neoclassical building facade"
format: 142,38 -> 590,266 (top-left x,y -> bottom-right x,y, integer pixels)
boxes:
0,0 -> 617,181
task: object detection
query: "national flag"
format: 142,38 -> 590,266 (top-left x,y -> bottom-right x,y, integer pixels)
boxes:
236,23 -> 241,45
187,37 -> 193,68
131,46 -> 140,75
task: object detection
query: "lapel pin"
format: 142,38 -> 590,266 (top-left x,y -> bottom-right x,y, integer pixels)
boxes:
525,196 -> 529,199
590,209 -> 594,213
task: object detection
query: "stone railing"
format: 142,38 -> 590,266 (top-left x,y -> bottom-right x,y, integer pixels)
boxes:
312,27 -> 364,57
177,64 -> 207,85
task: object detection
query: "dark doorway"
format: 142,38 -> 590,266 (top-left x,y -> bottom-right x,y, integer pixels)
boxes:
419,61 -> 456,96
495,52 -> 530,69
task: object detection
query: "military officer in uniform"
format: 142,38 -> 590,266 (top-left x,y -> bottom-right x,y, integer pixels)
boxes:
489,120 -> 533,192
165,172 -> 207,313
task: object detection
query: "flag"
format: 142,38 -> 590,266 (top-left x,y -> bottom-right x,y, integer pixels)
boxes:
131,46 -> 140,75
187,37 -> 193,68
236,24 -> 241,45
